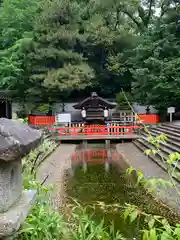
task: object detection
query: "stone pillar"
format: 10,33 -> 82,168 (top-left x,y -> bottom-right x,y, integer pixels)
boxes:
0,118 -> 42,238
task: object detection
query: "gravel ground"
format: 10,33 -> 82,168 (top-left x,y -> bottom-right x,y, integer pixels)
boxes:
36,144 -> 76,209
117,143 -> 180,213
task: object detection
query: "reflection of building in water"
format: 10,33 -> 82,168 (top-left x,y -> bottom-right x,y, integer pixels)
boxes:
71,149 -> 121,173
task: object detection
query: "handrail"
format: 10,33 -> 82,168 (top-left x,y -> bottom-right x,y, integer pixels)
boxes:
49,125 -> 141,136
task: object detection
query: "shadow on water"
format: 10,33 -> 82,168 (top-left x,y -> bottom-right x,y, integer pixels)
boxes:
65,143 -> 175,239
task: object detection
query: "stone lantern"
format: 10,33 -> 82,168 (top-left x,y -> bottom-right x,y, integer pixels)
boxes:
0,118 -> 42,238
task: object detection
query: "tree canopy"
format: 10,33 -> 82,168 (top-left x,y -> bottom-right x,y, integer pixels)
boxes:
131,1 -> 180,111
0,0 -> 179,111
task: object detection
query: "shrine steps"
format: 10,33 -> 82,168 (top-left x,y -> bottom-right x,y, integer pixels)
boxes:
152,125 -> 180,137
133,123 -> 180,183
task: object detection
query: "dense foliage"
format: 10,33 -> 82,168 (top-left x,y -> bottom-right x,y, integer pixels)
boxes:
131,1 -> 180,111
116,91 -> 133,109
0,0 -> 179,109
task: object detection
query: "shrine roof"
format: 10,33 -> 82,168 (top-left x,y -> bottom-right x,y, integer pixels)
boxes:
73,92 -> 116,109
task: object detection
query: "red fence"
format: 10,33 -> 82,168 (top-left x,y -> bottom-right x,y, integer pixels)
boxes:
28,116 -> 55,125
49,125 -> 141,136
138,114 -> 160,124
28,114 -> 160,125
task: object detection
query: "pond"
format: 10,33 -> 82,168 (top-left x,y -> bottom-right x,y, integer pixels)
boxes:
65,143 -> 176,239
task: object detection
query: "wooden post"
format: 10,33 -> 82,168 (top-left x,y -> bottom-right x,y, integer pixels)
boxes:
170,113 -> 172,123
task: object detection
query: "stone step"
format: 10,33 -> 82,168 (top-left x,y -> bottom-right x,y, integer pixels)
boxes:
134,139 -> 180,182
141,129 -> 180,172
151,127 -> 180,139
158,125 -> 180,134
150,129 -> 180,143
140,136 -> 180,168
134,140 -> 171,173
141,131 -> 180,153
136,137 -> 180,172
150,129 -> 180,144
162,123 -> 180,130
159,125 -> 180,134
137,137 -> 169,161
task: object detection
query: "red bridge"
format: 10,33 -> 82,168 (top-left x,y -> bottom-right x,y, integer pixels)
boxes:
49,125 -> 141,141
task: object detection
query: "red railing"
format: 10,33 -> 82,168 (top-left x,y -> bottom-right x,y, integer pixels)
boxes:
49,125 -> 141,136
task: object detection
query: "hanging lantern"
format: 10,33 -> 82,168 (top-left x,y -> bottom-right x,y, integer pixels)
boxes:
104,107 -> 108,118
81,107 -> 86,118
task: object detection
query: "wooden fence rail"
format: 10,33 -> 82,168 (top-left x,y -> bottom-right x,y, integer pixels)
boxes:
49,125 -> 141,136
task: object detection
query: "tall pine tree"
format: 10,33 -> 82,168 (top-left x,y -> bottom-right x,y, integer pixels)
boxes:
27,0 -> 94,101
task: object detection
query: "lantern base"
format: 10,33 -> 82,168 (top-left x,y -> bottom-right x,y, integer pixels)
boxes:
0,189 -> 36,238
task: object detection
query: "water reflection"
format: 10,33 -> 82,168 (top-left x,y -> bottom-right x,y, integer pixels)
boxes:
71,144 -> 121,173
66,144 -> 176,239
67,144 -> 139,239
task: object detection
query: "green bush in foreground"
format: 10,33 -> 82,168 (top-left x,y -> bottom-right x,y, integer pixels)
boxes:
17,181 -> 125,240
17,132 -> 180,239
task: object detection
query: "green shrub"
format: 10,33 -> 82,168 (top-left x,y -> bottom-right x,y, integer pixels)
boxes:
116,92 -> 133,110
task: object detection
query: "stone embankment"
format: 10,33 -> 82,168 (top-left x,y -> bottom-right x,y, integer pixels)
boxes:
116,144 -> 180,213
36,144 -> 76,209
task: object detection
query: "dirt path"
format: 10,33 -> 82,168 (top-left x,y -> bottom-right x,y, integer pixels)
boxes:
36,144 -> 76,209
117,143 -> 180,213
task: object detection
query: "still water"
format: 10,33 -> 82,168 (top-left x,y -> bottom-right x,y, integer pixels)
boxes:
65,143 -> 169,239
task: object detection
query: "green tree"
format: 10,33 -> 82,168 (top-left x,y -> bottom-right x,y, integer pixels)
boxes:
116,91 -> 133,109
0,0 -> 41,99
0,0 -> 142,100
106,0 -> 180,111
74,0 -> 138,96
102,0 -> 160,96
26,0 -> 94,102
131,1 -> 180,112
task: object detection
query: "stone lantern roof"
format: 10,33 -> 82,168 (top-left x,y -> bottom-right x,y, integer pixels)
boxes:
0,118 -> 42,161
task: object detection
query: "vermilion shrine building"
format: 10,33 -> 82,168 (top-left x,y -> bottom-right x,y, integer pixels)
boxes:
26,92 -> 160,125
